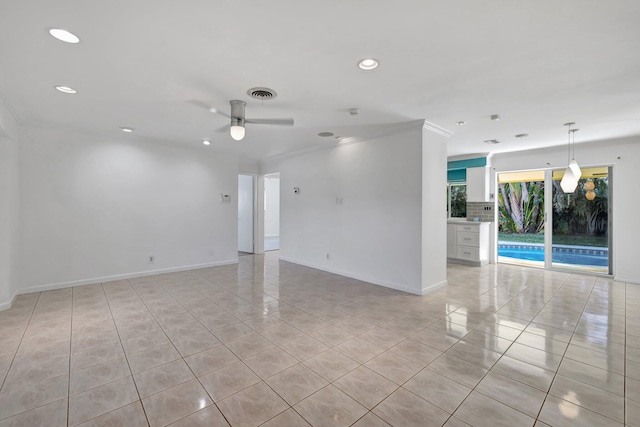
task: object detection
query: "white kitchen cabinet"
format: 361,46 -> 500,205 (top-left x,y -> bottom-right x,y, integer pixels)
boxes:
447,224 -> 456,257
447,221 -> 490,266
466,166 -> 490,202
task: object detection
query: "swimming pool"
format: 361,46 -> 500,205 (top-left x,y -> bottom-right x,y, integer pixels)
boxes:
498,243 -> 609,267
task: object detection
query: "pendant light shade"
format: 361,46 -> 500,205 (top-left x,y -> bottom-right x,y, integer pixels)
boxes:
568,159 -> 582,180
560,167 -> 579,193
560,123 -> 581,193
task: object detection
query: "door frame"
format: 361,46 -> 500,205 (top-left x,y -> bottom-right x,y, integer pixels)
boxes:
238,173 -> 258,254
496,165 -> 613,276
263,173 -> 281,252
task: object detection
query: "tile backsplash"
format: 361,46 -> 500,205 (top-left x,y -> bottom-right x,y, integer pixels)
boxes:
466,202 -> 495,222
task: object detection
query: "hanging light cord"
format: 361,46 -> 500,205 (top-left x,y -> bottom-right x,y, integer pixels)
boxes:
571,128 -> 579,160
567,123 -> 572,163
571,126 -> 575,160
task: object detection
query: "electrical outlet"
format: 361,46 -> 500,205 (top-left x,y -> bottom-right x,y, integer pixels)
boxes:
148,255 -> 155,264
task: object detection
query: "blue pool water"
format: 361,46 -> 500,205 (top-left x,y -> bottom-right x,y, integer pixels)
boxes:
499,244 -> 608,267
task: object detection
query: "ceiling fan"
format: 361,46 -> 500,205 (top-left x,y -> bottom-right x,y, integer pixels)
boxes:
210,100 -> 294,141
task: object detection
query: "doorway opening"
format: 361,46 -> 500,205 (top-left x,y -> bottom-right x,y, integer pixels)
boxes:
264,173 -> 280,251
238,174 -> 255,255
497,170 -> 546,268
497,167 -> 611,274
551,167 -> 610,273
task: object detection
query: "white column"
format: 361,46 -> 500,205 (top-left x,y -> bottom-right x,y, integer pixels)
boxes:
421,121 -> 451,294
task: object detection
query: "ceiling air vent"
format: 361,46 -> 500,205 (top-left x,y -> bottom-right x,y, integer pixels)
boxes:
247,87 -> 277,100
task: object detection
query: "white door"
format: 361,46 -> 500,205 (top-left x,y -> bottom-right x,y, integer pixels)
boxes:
238,175 -> 254,253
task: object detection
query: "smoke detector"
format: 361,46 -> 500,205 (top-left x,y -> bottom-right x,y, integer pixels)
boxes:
247,87 -> 277,100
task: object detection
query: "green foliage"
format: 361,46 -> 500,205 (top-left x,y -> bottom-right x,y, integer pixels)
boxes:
497,181 -> 544,233
447,184 -> 466,218
498,177 -> 608,239
553,178 -> 609,237
450,184 -> 467,217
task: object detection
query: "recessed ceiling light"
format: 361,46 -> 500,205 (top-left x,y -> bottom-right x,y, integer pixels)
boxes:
515,134 -> 529,139
202,139 -> 211,146
490,114 -> 500,121
358,58 -> 379,70
121,127 -> 134,133
484,139 -> 500,144
318,132 -> 334,137
49,28 -> 80,44
55,85 -> 77,94
456,121 -> 466,126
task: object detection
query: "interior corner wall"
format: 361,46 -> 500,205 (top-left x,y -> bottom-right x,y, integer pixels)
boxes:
490,137 -> 640,283
18,127 -> 239,294
265,125 -> 425,294
421,128 -> 448,294
0,135 -> 20,309
0,99 -> 20,309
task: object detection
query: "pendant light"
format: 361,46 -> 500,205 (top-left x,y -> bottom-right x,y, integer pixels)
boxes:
560,123 -> 582,193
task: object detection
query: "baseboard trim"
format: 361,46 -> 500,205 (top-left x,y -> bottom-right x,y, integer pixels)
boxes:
614,276 -> 640,284
421,279 -> 447,295
279,256 -> 423,295
447,257 -> 488,267
17,259 -> 239,297
0,291 -> 18,312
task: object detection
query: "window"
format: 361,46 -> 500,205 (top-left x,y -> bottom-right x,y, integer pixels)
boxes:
447,183 -> 467,218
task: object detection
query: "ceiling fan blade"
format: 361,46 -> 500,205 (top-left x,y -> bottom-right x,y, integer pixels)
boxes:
245,118 -> 294,126
214,124 -> 229,133
186,99 -> 230,117
186,99 -> 212,110
209,107 -> 230,118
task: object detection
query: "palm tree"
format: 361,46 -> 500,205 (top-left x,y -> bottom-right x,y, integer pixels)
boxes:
498,181 -> 545,233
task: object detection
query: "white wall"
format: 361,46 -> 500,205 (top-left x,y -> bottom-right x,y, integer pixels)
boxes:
264,175 -> 280,237
18,127 -> 239,293
263,122 -> 445,295
0,100 -> 20,309
491,137 -> 640,283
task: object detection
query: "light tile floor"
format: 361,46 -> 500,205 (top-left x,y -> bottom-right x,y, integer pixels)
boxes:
0,252 -> 638,426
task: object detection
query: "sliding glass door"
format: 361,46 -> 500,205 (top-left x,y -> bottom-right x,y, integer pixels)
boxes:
497,171 -> 546,267
551,167 -> 610,273
498,167 -> 611,275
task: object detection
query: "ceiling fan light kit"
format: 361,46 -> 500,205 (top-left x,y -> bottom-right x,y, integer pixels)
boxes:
229,100 -> 246,141
210,98 -> 294,141
230,125 -> 246,141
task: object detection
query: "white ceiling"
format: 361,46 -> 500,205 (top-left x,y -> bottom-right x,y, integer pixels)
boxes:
1,0 -> 639,161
